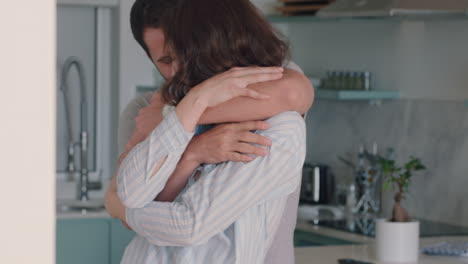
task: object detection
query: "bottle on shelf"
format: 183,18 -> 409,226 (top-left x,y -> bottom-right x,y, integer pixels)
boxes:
320,70 -> 373,91
364,71 -> 371,91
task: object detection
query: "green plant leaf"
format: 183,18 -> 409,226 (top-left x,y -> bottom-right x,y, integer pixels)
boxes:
383,181 -> 390,191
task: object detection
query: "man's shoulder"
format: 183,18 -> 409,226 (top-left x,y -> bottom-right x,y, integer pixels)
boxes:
126,92 -> 153,109
120,92 -> 154,119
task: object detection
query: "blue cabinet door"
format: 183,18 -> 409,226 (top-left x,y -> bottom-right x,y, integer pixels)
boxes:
56,219 -> 110,264
110,219 -> 135,264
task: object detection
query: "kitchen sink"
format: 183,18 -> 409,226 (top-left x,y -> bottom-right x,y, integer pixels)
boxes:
57,198 -> 105,213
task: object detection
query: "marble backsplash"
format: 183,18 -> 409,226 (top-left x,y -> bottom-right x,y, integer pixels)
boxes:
304,99 -> 468,227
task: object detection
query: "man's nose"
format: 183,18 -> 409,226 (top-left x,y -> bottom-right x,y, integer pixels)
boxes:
170,63 -> 178,77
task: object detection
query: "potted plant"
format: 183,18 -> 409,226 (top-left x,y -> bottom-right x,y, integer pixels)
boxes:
376,155 -> 426,263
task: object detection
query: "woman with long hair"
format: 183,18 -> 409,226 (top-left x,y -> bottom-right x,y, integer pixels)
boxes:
105,0 -> 312,263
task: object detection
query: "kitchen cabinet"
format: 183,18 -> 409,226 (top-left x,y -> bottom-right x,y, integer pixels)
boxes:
57,219 -> 110,264
110,219 -> 135,264
56,218 -> 135,264
57,217 -> 362,263
294,229 -> 357,247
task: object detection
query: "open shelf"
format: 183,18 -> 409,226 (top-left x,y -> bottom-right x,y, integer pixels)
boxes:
315,89 -> 400,101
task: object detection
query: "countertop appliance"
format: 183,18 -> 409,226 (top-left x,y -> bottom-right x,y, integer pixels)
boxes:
300,163 -> 335,205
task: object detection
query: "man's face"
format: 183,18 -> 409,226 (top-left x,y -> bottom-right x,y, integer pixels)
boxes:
143,27 -> 178,80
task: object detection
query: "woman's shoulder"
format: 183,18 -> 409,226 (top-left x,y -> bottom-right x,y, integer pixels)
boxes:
265,111 -> 304,127
263,111 -> 305,138
261,111 -> 306,154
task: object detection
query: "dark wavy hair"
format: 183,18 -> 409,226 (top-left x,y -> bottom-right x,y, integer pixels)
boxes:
130,0 -> 178,58
131,0 -> 290,105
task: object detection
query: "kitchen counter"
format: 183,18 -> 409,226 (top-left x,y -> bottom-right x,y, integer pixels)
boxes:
57,208 -> 110,219
295,219 -> 468,264
57,180 -> 468,264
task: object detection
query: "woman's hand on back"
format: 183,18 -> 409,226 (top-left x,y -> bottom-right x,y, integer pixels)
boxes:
182,120 -> 272,164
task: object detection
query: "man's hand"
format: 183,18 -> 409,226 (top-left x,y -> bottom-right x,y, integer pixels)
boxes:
105,190 -> 132,230
135,92 -> 165,136
182,120 -> 272,164
104,174 -> 132,230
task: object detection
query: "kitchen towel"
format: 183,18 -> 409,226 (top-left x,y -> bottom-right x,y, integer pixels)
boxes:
422,242 -> 468,257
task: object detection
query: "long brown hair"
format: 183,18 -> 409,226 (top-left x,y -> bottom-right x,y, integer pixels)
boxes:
160,0 -> 290,105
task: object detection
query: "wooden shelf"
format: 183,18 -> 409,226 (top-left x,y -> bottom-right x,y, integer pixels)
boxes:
315,89 -> 400,101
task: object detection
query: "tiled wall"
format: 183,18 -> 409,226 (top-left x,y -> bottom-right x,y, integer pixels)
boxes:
279,18 -> 468,226
305,99 -> 468,226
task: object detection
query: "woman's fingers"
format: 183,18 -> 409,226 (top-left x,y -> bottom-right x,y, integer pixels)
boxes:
238,130 -> 272,147
242,72 -> 283,85
230,71 -> 283,100
239,88 -> 270,100
229,66 -> 284,77
235,142 -> 269,157
235,120 -> 270,131
196,66 -> 284,108
227,152 -> 255,162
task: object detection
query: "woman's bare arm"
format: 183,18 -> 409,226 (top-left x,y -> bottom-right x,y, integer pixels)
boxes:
198,69 -> 314,124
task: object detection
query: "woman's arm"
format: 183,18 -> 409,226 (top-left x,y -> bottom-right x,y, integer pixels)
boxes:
121,68 -> 310,205
198,69 -> 314,124
154,120 -> 272,202
116,67 -> 282,209
124,112 -> 306,247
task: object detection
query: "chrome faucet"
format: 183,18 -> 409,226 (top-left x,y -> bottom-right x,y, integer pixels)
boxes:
60,56 -> 90,201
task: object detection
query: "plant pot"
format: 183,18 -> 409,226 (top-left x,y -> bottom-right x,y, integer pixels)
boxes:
376,219 -> 419,263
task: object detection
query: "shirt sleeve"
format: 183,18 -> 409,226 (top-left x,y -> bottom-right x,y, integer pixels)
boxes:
117,109 -> 195,209
125,111 -> 306,247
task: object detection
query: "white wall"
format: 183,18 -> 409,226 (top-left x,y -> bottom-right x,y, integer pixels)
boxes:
0,0 -> 55,263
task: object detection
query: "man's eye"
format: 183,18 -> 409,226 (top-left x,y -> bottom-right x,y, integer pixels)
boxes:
160,57 -> 173,64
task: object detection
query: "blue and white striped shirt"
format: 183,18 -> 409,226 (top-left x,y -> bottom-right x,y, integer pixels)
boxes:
117,110 -> 306,264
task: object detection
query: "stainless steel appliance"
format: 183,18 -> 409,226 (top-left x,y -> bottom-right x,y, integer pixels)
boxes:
300,163 -> 335,205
